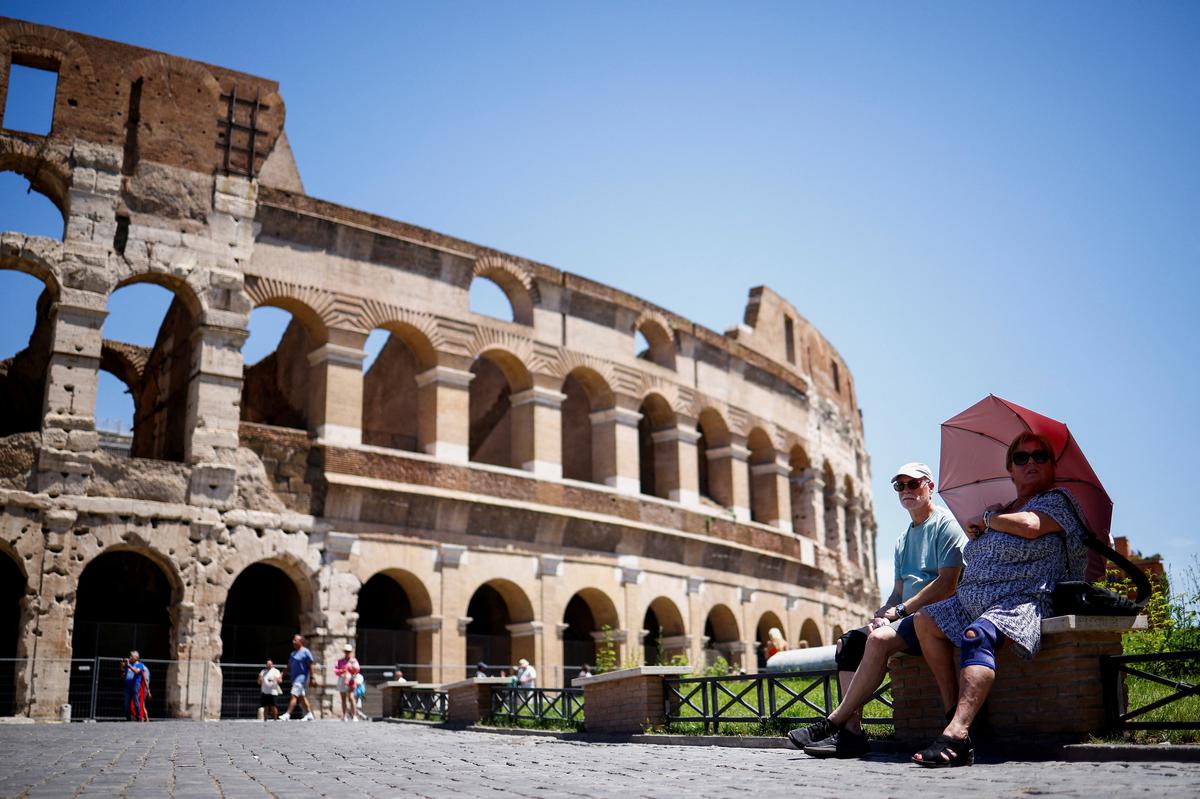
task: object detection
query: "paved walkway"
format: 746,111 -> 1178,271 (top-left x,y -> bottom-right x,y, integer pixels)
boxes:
1,721 -> 1199,798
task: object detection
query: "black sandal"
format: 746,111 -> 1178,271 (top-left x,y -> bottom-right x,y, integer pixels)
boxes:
913,734 -> 973,768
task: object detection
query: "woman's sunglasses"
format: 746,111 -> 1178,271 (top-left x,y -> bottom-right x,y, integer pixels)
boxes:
1012,450 -> 1051,466
892,478 -> 926,492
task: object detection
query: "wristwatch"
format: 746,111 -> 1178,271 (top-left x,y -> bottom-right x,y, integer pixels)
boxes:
894,603 -> 908,618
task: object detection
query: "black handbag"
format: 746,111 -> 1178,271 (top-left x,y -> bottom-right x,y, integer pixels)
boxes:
1047,490 -> 1150,617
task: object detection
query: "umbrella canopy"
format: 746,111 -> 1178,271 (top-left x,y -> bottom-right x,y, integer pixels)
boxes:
939,395 -> 1113,580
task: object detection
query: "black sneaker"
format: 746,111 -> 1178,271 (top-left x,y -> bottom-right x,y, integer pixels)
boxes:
804,728 -> 870,759
786,718 -> 838,749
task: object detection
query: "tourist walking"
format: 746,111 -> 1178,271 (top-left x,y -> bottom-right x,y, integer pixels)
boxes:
257,658 -> 282,720
281,634 -> 315,720
121,651 -> 150,722
335,643 -> 360,721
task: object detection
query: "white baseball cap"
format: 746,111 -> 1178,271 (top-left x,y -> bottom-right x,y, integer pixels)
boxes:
892,462 -> 934,483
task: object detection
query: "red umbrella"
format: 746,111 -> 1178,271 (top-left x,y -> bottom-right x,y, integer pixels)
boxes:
939,394 -> 1113,580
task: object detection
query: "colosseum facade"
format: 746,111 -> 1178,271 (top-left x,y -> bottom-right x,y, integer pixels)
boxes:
0,17 -> 878,719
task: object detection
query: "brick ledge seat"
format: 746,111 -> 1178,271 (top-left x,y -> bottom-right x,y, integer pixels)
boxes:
889,614 -> 1147,746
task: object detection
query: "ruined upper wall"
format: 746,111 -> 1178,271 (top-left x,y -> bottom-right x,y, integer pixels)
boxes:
0,17 -> 863,435
0,17 -> 289,207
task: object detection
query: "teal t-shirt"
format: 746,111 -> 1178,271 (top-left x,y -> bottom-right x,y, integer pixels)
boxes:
894,505 -> 967,602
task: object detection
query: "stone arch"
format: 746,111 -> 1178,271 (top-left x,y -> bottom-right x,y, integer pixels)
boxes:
0,140 -> 70,228
560,366 -> 615,484
562,587 -> 620,677
472,256 -> 537,325
831,624 -> 845,642
633,309 -> 675,370
842,475 -> 860,564
704,603 -> 741,669
469,348 -> 533,468
243,277 -> 334,345
70,548 -> 180,720
0,545 -> 28,716
756,610 -> 786,668
0,240 -> 62,297
746,426 -> 778,525
637,392 -> 676,499
696,407 -> 732,508
642,596 -> 687,665
799,618 -> 822,648
822,461 -> 841,553
0,259 -> 58,436
362,320 -> 440,453
465,578 -> 536,677
355,568 -> 434,685
0,21 -> 99,86
104,275 -> 202,462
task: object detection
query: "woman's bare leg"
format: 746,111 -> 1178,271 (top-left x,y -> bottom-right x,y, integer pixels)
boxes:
914,611 -> 959,715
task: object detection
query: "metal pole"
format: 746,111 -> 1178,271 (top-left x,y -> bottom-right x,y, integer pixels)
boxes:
200,661 -> 209,721
89,656 -> 100,720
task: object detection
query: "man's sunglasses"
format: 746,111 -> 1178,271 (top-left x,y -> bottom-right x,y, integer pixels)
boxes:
892,478 -> 926,492
1012,450 -> 1051,466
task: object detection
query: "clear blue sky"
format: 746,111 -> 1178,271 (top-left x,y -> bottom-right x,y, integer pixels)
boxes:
3,1 -> 1198,603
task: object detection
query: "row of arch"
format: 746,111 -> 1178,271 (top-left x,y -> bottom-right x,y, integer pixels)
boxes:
0,545 -> 833,716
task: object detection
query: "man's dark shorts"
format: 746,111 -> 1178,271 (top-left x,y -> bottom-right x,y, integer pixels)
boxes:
259,693 -> 277,709
895,615 -> 921,655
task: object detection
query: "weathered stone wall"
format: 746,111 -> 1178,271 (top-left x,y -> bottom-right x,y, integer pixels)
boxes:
0,16 -> 880,720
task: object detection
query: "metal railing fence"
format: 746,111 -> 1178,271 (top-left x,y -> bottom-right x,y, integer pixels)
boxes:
663,669 -> 893,734
393,687 -> 448,720
489,686 -> 584,726
1101,650 -> 1200,732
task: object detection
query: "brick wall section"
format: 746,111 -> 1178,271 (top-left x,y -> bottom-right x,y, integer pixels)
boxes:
445,678 -> 509,725
890,621 -> 1130,746
577,667 -> 689,734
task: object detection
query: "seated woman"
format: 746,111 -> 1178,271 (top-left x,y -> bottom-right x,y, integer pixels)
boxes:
911,432 -> 1090,767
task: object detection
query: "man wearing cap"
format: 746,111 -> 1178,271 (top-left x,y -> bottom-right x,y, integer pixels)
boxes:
786,462 -> 967,758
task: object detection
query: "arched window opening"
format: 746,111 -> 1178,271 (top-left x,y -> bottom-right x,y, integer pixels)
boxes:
469,275 -> 515,323
0,551 -> 25,716
100,281 -> 194,462
560,369 -> 614,484
561,588 -> 618,680
69,551 -> 174,720
822,462 -> 840,552
0,171 -> 63,239
696,409 -> 732,508
469,352 -> 531,469
0,269 -> 54,436
562,594 -> 596,680
642,605 -> 661,666
756,612 -> 785,670
465,584 -> 511,679
221,562 -> 303,719
355,573 -> 417,712
843,476 -> 860,565
799,619 -> 822,648
747,428 -> 777,525
644,597 -> 687,665
703,605 -> 740,670
789,445 -> 815,538
240,306 -> 313,432
637,394 -> 675,499
634,321 -> 675,370
362,329 -> 421,451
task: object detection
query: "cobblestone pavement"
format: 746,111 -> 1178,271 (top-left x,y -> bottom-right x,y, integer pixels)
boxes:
2,722 -> 1199,798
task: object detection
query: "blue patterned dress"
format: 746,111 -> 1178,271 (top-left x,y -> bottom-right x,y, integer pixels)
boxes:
923,489 -> 1089,659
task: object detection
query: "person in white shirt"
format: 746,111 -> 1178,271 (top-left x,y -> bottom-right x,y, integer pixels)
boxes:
515,658 -> 537,689
257,659 -> 282,720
